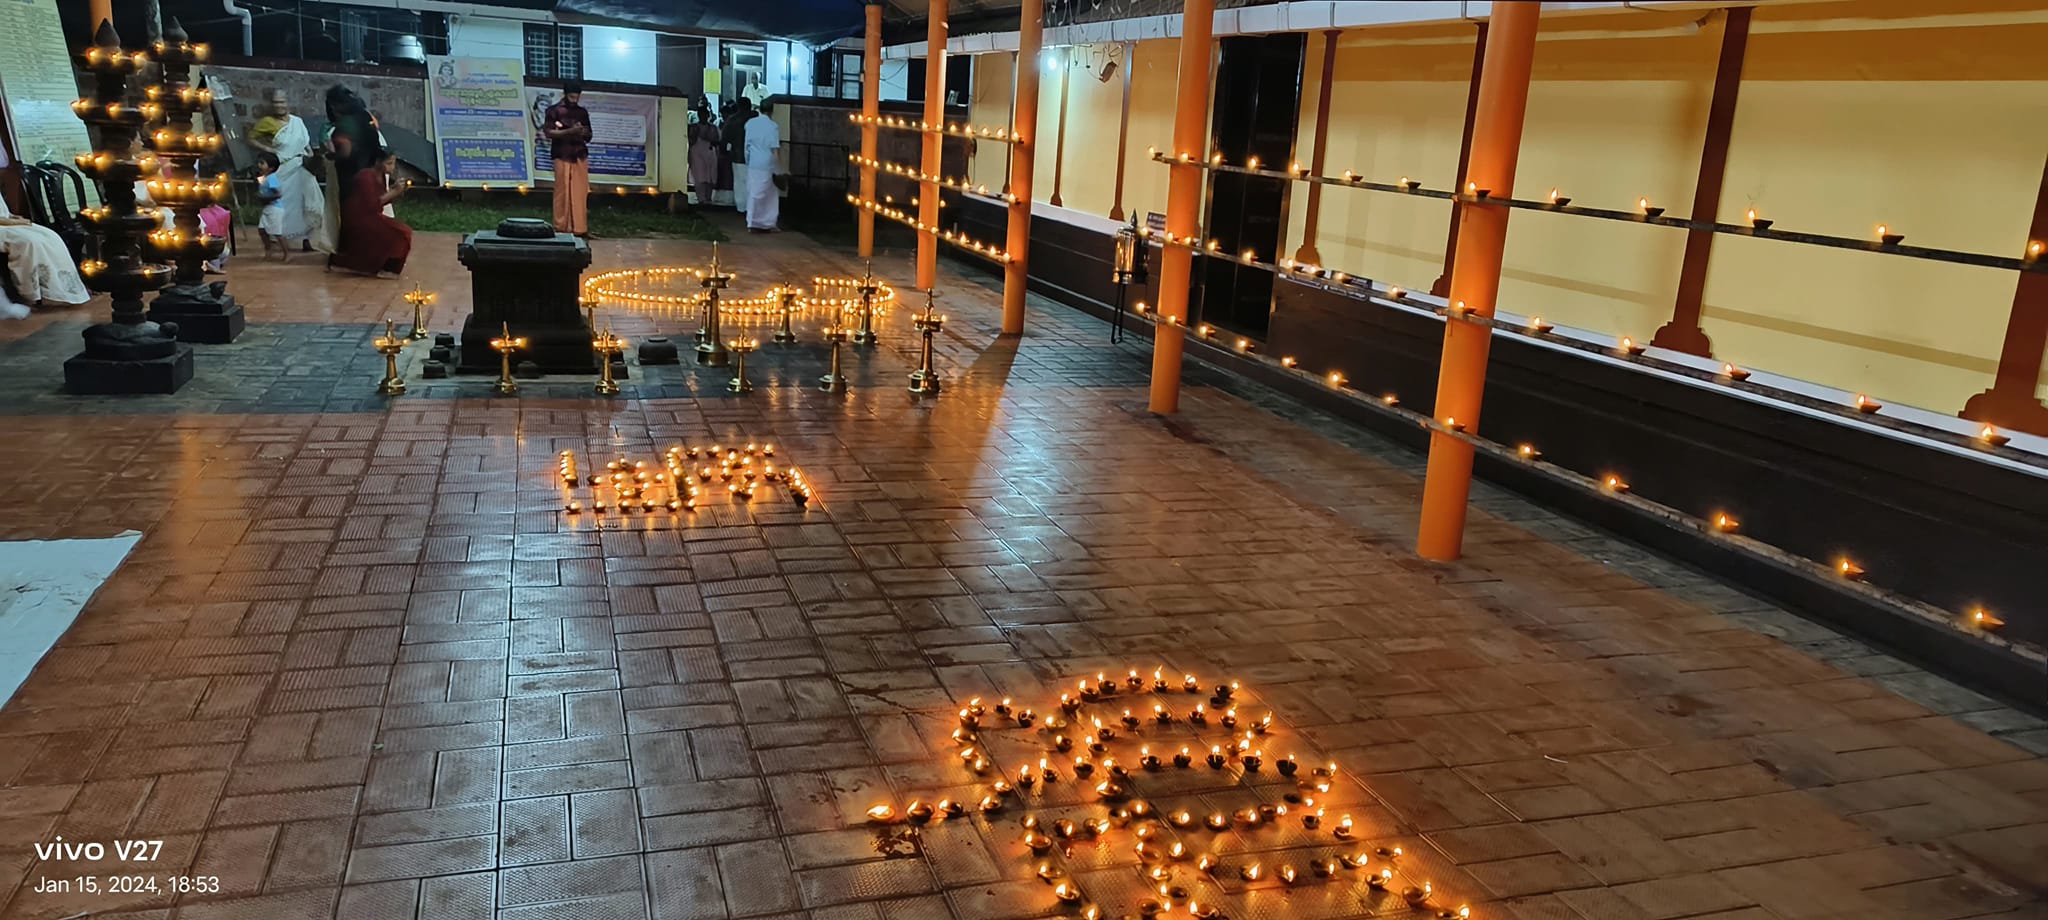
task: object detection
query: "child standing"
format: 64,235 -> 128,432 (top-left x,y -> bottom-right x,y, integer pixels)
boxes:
251,152 -> 288,261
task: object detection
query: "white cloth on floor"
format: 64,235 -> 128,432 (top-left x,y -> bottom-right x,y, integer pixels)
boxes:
744,114 -> 781,231
258,115 -> 331,250
0,198 -> 91,310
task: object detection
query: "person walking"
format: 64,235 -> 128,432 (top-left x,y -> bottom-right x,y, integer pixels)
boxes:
542,82 -> 593,238
245,89 -> 329,252
687,101 -> 720,210
743,100 -> 783,233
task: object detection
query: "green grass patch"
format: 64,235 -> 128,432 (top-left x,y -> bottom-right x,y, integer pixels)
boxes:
390,192 -> 727,241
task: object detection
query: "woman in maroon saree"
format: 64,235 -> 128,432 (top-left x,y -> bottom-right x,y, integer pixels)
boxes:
331,152 -> 412,277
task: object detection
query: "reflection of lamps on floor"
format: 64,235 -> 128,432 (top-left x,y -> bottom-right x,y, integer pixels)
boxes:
1110,215 -> 1149,343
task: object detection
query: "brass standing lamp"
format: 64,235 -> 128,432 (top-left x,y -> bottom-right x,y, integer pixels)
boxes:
490,321 -> 527,395
819,326 -> 849,393
909,290 -> 945,396
373,319 -> 406,395
696,243 -> 732,366
727,337 -> 759,393
773,284 -> 800,343
405,285 -> 434,339
851,260 -> 880,345
593,326 -> 627,396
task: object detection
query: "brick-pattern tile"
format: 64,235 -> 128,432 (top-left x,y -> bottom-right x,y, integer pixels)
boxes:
0,233 -> 2042,920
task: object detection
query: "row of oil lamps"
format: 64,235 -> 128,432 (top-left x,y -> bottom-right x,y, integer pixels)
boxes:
1124,280 -> 2014,635
557,445 -> 814,514
861,672 -> 1475,919
847,194 -> 1015,262
847,112 -> 1023,144
846,153 -> 1022,204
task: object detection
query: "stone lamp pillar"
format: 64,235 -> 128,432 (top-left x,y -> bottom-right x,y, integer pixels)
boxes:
65,20 -> 192,395
144,18 -> 243,343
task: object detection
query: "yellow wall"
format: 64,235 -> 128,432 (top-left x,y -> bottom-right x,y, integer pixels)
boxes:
975,4 -> 2048,412
968,39 -> 1185,222
968,53 -> 1014,193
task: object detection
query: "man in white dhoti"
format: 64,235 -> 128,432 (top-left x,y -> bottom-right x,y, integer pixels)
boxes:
247,90 -> 331,254
0,196 -> 91,319
744,101 -> 784,233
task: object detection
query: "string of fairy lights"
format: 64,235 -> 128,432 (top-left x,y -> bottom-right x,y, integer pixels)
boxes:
1130,154 -> 2015,639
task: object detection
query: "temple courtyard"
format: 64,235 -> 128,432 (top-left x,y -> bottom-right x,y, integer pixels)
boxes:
0,228 -> 2044,920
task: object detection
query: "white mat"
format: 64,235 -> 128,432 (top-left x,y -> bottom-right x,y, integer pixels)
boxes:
0,531 -> 141,707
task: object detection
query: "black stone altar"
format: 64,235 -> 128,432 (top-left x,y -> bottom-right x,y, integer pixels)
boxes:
456,218 -> 598,375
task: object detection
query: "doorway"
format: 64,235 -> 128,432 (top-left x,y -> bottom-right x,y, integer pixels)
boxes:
1195,33 -> 1304,342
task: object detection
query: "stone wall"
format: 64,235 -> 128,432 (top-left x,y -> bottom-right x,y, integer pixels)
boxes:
201,65 -> 429,138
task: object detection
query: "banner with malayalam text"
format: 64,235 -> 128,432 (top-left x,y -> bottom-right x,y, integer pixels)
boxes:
426,56 -> 532,187
525,88 -> 659,186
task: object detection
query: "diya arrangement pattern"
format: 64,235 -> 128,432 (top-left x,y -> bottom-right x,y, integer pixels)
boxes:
865,670 -> 1476,920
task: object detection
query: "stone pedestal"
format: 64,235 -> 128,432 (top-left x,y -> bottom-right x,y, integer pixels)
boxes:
149,282 -> 246,344
64,322 -> 196,395
456,218 -> 596,375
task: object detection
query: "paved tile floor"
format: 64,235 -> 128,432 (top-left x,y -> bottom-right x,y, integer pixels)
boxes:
0,225 -> 2045,920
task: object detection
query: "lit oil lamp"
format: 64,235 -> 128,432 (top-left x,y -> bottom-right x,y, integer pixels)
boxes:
1036,862 -> 1062,881
1025,831 -> 1053,852
1404,882 -> 1433,905
1017,764 -> 1036,788
1140,747 -> 1161,770
994,697 -> 1013,715
1183,674 -> 1200,692
1335,814 -> 1354,838
993,780 -> 1013,795
1339,851 -> 1371,869
939,798 -> 964,817
1312,859 -> 1339,878
1206,812 -> 1229,831
1121,709 -> 1141,729
1054,735 -> 1074,752
1279,865 -> 1298,885
1207,746 -> 1226,769
1168,842 -> 1186,860
978,795 -> 1003,813
1313,762 -> 1337,778
1171,810 -> 1194,828
1369,868 -> 1394,889
905,801 -> 934,823
1053,819 -> 1079,839
1073,756 -> 1095,779
1277,753 -> 1298,776
1220,708 -> 1238,729
1126,669 -> 1145,690
1152,668 -> 1169,691
866,804 -> 895,823
1237,808 -> 1262,826
1106,759 -> 1128,779
1016,708 -> 1036,727
1304,807 -> 1323,829
1053,881 -> 1080,902
1240,863 -> 1262,882
1095,780 -> 1127,800
1060,693 -> 1081,713
1242,750 -> 1263,771
1256,712 -> 1274,733
1173,746 -> 1193,768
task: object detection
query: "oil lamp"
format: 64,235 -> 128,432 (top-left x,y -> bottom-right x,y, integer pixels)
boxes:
939,798 -> 964,817
1241,750 -> 1262,771
1183,674 -> 1199,692
1173,747 -> 1193,768
866,804 -> 896,823
1277,753 -> 1298,776
1334,814 -> 1354,838
1170,810 -> 1194,828
904,800 -> 934,823
1207,746 -> 1226,769
1153,704 -> 1170,724
1206,813 -> 1228,830
1139,747 -> 1161,770
1240,863 -> 1262,882
1279,865 -> 1298,885
1197,855 -> 1218,874
1188,706 -> 1206,726
1404,882 -> 1433,906
1053,882 -> 1080,903
1126,669 -> 1145,690
372,319 -> 407,396
1121,709 -> 1140,729
1303,807 -> 1323,829
1072,756 -> 1094,779
1312,859 -> 1338,878
1017,708 -> 1037,727
1221,709 -> 1238,729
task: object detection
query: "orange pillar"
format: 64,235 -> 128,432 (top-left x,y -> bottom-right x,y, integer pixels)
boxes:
916,0 -> 948,291
1001,0 -> 1043,335
1147,0 -> 1215,415
1416,1 -> 1541,561
858,2 -> 882,259
89,0 -> 112,32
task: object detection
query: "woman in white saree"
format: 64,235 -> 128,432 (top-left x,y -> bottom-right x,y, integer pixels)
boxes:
0,196 -> 91,319
248,90 -> 331,254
